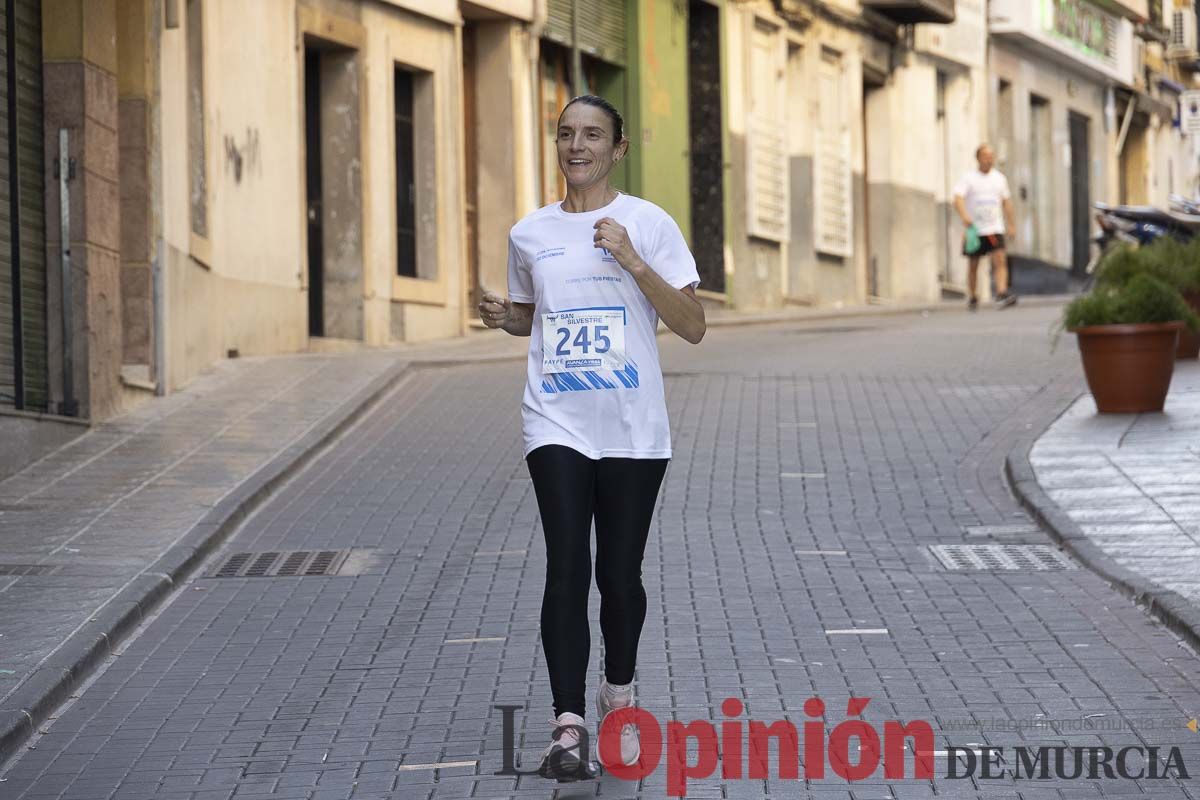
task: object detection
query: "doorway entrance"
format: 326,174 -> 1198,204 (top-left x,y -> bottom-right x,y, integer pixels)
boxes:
1068,111 -> 1091,276
303,39 -> 364,341
1029,95 -> 1053,260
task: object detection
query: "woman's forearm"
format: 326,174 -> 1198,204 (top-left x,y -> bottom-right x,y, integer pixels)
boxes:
502,302 -> 534,337
628,262 -> 706,344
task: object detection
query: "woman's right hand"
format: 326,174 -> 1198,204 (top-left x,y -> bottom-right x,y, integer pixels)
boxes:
478,289 -> 512,329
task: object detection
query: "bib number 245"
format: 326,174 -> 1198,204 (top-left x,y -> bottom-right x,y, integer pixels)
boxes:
542,308 -> 625,374
555,324 -> 611,356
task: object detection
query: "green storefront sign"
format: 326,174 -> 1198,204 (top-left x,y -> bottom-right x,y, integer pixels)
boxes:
1040,0 -> 1113,62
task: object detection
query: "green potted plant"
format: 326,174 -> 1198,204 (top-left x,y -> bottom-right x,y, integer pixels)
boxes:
1094,238 -> 1200,358
1063,272 -> 1199,413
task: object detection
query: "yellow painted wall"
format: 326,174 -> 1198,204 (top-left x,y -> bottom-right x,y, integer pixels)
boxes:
628,0 -> 692,244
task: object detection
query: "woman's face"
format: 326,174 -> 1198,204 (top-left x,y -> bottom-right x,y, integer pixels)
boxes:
556,102 -> 628,190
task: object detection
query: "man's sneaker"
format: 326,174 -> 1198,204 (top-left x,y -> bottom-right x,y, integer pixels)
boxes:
967,297 -> 979,312
995,292 -> 1018,309
595,678 -> 640,767
538,712 -> 600,782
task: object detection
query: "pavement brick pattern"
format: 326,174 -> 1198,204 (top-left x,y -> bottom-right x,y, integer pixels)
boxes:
1031,364 -> 1200,605
2,306 -> 1199,799
0,351 -> 406,702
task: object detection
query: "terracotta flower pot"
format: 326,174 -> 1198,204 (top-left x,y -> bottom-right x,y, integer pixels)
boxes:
1072,322 -> 1183,413
1180,290 -> 1200,360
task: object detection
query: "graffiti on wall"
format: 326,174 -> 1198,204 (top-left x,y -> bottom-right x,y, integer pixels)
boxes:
224,127 -> 261,183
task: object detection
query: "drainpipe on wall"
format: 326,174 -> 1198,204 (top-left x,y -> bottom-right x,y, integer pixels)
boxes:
57,129 -> 77,416
153,236 -> 165,396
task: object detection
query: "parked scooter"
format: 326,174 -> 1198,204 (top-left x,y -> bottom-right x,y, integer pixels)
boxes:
1086,198 -> 1200,283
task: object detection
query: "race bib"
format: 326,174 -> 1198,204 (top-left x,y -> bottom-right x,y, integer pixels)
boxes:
973,198 -> 1001,228
542,308 -> 626,374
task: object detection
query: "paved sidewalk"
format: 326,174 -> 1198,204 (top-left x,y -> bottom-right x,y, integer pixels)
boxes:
1013,362 -> 1200,647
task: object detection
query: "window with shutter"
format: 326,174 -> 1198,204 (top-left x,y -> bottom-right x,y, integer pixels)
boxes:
814,48 -> 852,258
747,20 -> 787,242
576,0 -> 627,67
545,0 -> 573,50
544,0 -> 627,67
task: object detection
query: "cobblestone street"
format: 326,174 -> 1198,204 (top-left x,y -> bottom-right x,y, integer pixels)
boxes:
2,304 -> 1198,799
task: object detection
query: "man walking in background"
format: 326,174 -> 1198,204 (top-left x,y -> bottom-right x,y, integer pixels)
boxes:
954,143 -> 1017,310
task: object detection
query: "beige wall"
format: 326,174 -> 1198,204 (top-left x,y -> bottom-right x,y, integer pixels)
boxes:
461,0 -> 534,21
376,0 -> 458,25
155,0 -> 472,393
723,1 -> 874,311
1148,117 -> 1193,205
811,15 -> 867,309
1110,0 -> 1149,18
725,3 -> 790,310
470,21 -> 525,300
865,3 -> 989,302
365,2 -> 465,343
990,41 -> 1111,271
159,0 -> 308,390
865,59 -> 946,302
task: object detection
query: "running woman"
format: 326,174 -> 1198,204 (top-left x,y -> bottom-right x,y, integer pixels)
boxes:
477,94 -> 705,781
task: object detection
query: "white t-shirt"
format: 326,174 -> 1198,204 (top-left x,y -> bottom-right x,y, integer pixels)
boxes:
507,192 -> 701,460
953,169 -> 1011,236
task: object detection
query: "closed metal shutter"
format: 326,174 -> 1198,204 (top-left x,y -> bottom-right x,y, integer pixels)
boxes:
545,0 -> 627,67
0,0 -> 46,410
544,0 -> 573,49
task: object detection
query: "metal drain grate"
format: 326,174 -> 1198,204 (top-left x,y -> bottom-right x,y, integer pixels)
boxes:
930,544 -> 1077,571
0,564 -> 59,576
209,549 -> 351,578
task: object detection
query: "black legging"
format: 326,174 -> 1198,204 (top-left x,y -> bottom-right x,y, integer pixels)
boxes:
526,444 -> 669,719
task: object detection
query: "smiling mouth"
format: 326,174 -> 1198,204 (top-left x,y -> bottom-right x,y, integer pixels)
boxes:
567,159 -> 591,166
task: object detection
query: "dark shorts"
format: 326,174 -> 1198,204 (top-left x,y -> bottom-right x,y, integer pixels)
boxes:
965,233 -> 1005,256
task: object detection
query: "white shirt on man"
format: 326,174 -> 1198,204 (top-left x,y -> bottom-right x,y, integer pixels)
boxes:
507,192 -> 700,459
953,168 -> 1011,236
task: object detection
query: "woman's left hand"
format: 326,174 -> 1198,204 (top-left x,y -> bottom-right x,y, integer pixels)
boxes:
594,218 -> 645,275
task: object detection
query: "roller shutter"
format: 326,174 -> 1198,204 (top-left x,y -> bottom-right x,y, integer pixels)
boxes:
545,0 -> 627,67
0,0 -> 46,410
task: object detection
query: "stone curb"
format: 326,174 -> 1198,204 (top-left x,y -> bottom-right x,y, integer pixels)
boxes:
1004,410 -> 1200,654
0,357 -> 420,766
702,294 -> 1069,329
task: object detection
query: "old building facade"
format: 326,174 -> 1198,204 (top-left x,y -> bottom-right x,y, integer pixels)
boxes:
988,0 -> 1145,290
6,0 -> 1200,475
